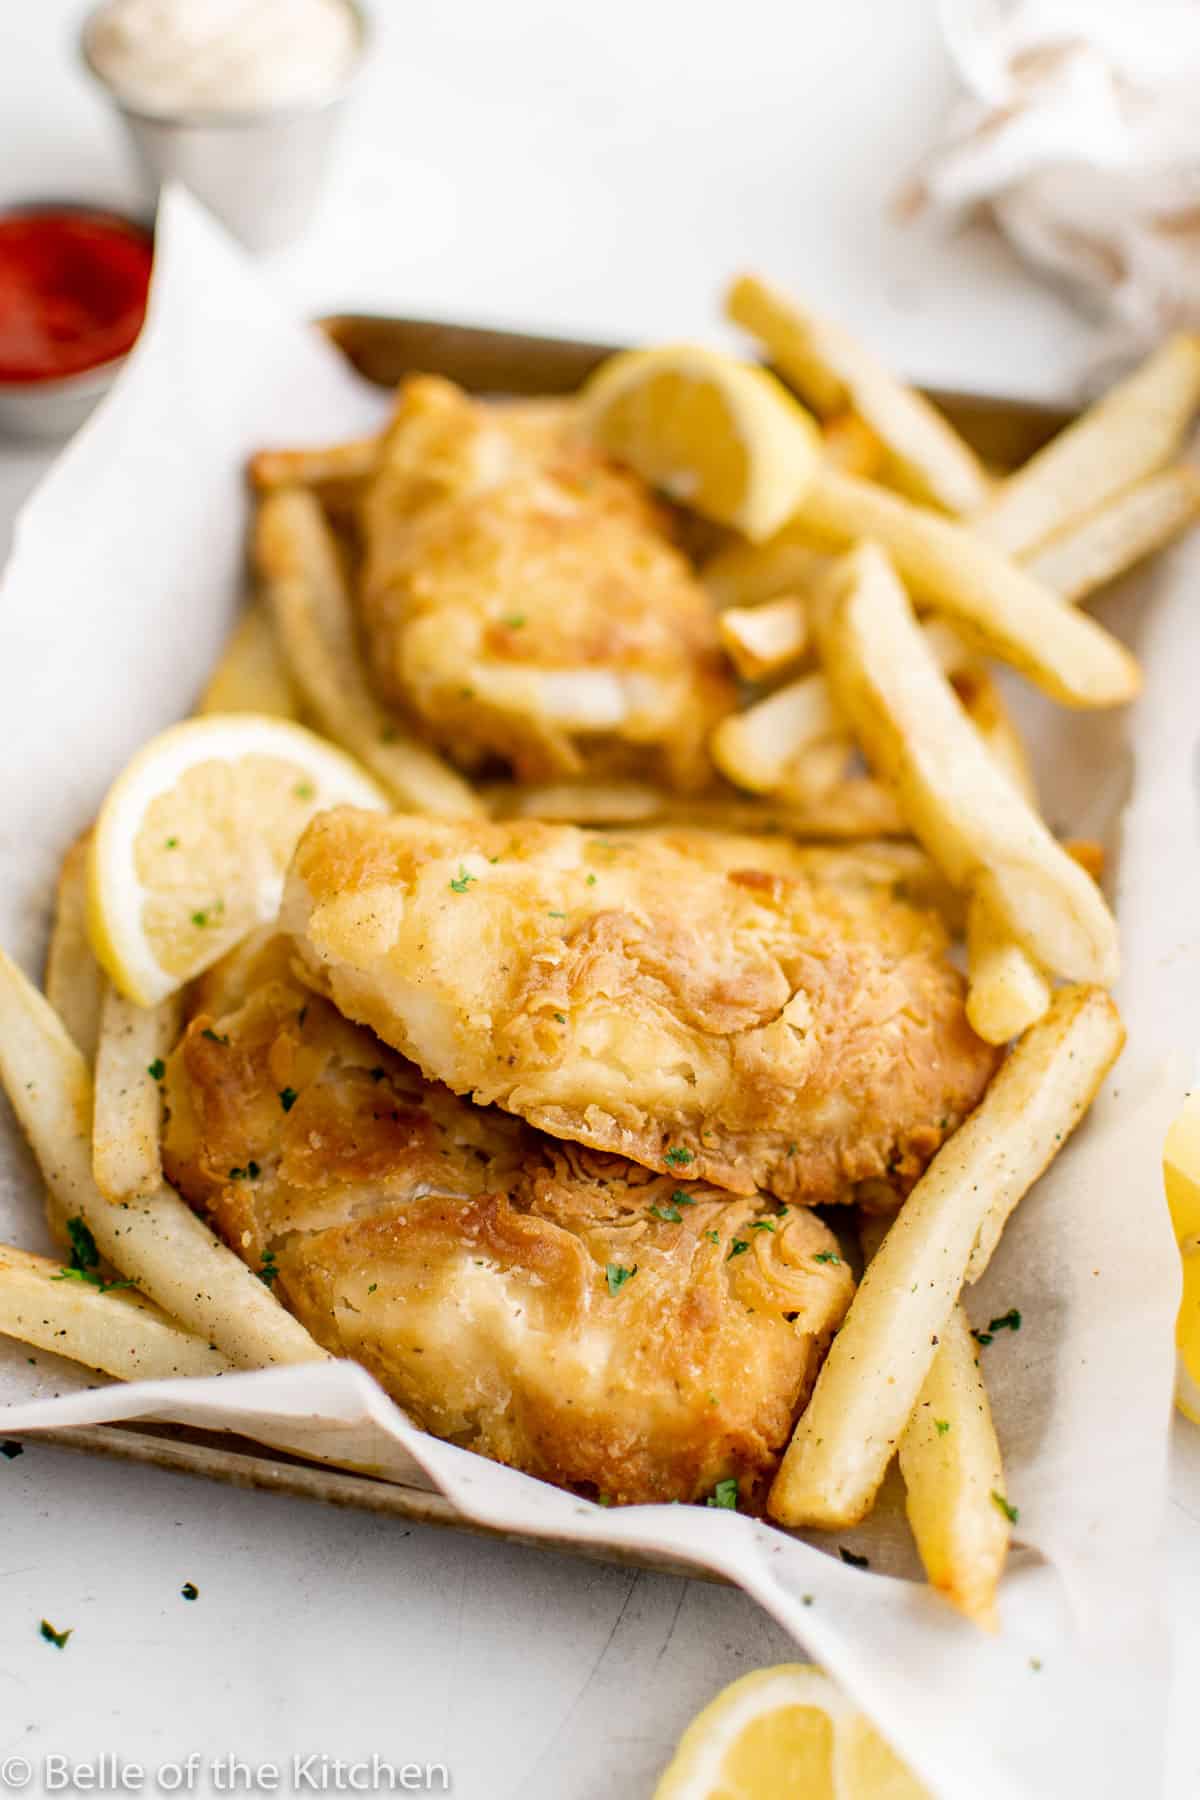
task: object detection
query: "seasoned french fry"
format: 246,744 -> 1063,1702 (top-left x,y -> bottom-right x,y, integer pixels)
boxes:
974,334 -> 1200,555
821,411 -> 884,480
818,545 -> 1119,984
1026,465 -> 1200,601
248,436 -> 379,492
1065,838 -> 1105,882
92,986 -> 181,1202
254,488 -> 482,817
483,775 -> 908,839
952,666 -> 1038,809
0,946 -> 328,1370
727,273 -> 991,514
0,1242 -> 232,1381
711,673 -> 842,794
965,892 -> 1053,1046
796,468 -> 1141,708
767,985 -> 1124,1528
899,1305 -> 1010,1630
44,834 -> 104,1066
198,604 -> 300,719
703,535 -> 831,609
718,596 -> 810,681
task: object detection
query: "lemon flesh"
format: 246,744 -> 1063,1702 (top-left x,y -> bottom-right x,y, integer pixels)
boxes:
88,714 -> 387,1005
653,1664 -> 930,1800
581,345 -> 820,541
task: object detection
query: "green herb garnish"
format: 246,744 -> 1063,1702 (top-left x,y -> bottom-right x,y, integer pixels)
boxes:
935,1419 -> 951,1436
449,866 -> 476,894
181,1582 -> 198,1601
40,1620 -> 71,1648
278,1087 -> 298,1112
52,1217 -> 134,1294
606,1263 -> 637,1296
664,1146 -> 693,1169
705,1478 -> 739,1511
650,1202 -> 683,1223
258,1249 -> 279,1288
201,1028 -> 228,1045
992,1491 -> 1019,1524
813,1250 -> 841,1265
147,1059 -> 165,1081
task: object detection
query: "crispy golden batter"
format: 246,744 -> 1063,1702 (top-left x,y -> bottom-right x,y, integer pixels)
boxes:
358,377 -> 734,785
162,945 -> 853,1508
281,811 -> 998,1203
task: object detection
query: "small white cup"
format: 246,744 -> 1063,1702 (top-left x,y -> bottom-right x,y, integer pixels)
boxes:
80,0 -> 370,253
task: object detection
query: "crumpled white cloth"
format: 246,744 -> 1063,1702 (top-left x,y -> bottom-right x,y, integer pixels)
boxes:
915,0 -> 1200,361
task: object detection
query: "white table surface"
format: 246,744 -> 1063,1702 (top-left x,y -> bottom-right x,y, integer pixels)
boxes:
0,5 -> 1195,1797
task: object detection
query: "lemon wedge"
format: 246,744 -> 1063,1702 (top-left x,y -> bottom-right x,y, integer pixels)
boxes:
653,1664 -> 930,1800
580,344 -> 820,541
1166,1090 -> 1200,1242
1176,1241 -> 1200,1425
87,714 -> 387,1005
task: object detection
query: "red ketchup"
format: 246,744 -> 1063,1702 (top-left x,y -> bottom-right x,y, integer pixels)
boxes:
0,209 -> 153,385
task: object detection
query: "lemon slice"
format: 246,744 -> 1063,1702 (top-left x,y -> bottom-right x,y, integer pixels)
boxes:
580,344 -> 821,541
653,1664 -> 931,1800
88,714 -> 387,1005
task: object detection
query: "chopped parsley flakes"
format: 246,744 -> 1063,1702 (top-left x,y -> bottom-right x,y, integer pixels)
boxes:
181,1582 -> 199,1601
749,1219 -> 775,1233
972,1310 -> 1020,1348
650,1202 -> 682,1223
705,1478 -> 739,1511
606,1263 -> 637,1296
991,1491 -> 1019,1524
40,1620 -> 71,1648
228,1162 -> 260,1182
52,1217 -> 134,1294
671,1189 -> 694,1206
258,1249 -> 279,1288
278,1087 -> 298,1112
1,1440 -> 23,1460
727,1239 -> 749,1259
147,1059 -> 165,1081
934,1419 -> 951,1436
704,1230 -> 719,1245
664,1146 -> 693,1168
201,1028 -> 229,1045
813,1250 -> 841,1265
449,866 -> 476,894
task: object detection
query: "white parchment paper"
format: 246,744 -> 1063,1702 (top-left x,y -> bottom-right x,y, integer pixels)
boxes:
0,187 -> 1188,1800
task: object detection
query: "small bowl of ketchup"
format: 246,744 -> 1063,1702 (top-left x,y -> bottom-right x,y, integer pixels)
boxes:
0,204 -> 153,440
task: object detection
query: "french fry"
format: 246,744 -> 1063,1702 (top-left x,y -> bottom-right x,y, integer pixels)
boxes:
44,834 -> 104,1066
817,545 -> 1119,984
483,776 -> 909,839
248,436 -> 379,492
899,1304 -> 1010,1630
821,411 -> 884,480
952,665 -> 1038,809
0,946 -> 327,1370
718,596 -> 810,681
198,604 -> 300,720
1026,465 -> 1200,602
974,334 -> 1200,555
965,892 -> 1053,1046
254,488 -> 482,818
727,273 -> 991,515
711,672 -> 842,794
92,987 -> 181,1202
0,1242 -> 232,1381
796,468 -> 1141,708
703,535 -> 831,609
767,984 -> 1124,1528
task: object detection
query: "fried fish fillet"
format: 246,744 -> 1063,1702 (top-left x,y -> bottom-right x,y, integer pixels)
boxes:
358,376 -> 734,786
162,941 -> 854,1508
281,811 -> 998,1203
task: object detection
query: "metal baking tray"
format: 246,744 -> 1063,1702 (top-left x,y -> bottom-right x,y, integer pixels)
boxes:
30,314 -> 1071,1567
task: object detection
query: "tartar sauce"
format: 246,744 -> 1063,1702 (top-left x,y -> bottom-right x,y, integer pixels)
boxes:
86,0 -> 361,115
